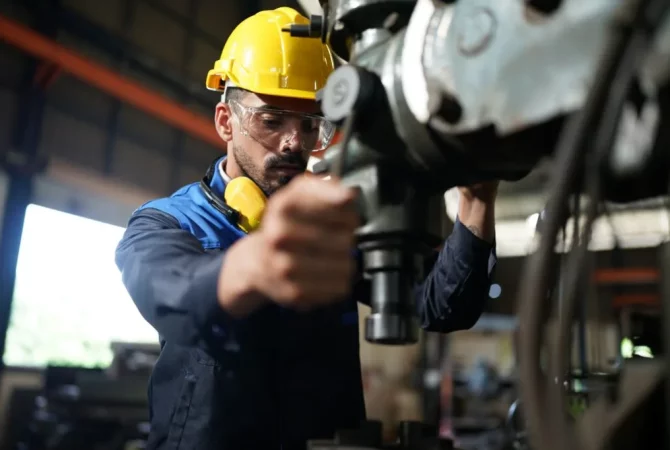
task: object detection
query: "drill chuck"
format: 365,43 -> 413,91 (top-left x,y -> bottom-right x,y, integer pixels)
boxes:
362,248 -> 421,345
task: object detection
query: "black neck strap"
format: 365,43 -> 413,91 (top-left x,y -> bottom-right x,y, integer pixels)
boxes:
203,157 -> 219,186
200,157 -> 239,224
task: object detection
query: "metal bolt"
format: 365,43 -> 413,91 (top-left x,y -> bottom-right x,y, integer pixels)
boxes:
457,7 -> 496,57
332,79 -> 350,106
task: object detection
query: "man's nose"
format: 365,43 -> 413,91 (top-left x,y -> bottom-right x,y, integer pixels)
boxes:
280,131 -> 302,153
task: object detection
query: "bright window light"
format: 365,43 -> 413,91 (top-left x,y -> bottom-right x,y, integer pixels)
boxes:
3,204 -> 158,368
445,189 -> 670,257
621,338 -> 654,359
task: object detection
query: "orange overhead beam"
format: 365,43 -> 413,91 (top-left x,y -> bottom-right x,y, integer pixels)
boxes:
0,15 -> 225,152
612,294 -> 659,309
593,268 -> 660,285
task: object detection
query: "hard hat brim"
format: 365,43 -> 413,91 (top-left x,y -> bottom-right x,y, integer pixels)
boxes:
206,72 -> 318,101
246,86 -> 318,101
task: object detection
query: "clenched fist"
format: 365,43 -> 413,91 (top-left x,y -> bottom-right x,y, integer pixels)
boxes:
218,176 -> 360,316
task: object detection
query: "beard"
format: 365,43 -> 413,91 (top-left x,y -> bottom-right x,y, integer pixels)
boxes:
232,144 -> 307,197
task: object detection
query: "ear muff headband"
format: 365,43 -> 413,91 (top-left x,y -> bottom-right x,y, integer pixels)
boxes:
200,177 -> 240,224
200,160 -> 267,233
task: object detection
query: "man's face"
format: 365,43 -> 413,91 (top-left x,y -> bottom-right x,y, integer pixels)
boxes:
215,90 -> 323,196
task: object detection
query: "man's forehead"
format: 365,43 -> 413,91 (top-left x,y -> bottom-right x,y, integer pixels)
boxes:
244,92 -> 321,115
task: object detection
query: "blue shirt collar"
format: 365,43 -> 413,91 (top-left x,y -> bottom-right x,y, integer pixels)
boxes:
207,156 -> 228,198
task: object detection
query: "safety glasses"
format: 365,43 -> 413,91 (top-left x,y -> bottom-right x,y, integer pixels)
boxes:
229,100 -> 335,152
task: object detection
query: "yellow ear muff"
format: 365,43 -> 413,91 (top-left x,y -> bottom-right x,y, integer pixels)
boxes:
224,177 -> 267,232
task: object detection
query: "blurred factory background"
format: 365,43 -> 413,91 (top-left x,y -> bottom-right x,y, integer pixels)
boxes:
0,0 -> 666,449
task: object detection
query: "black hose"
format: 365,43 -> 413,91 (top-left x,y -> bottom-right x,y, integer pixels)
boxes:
571,192 -> 589,382
550,26 -> 652,436
517,0 -> 652,448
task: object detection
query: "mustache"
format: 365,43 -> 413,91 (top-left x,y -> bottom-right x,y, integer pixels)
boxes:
265,154 -> 307,170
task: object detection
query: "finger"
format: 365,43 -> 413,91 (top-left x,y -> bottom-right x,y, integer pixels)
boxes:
271,255 -> 355,304
273,251 -> 355,282
277,278 -> 354,310
286,200 -> 360,230
263,219 -> 357,254
281,179 -> 360,226
279,232 -> 357,257
271,258 -> 355,308
267,200 -> 359,235
295,233 -> 357,257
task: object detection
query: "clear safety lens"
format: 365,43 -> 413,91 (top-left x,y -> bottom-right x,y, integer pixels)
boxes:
230,100 -> 335,152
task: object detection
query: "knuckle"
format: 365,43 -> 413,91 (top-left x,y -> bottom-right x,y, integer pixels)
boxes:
264,195 -> 281,215
287,176 -> 312,194
295,175 -> 315,189
275,254 -> 298,279
290,176 -> 307,189
269,192 -> 293,214
265,222 -> 291,250
285,283 -> 308,305
277,196 -> 298,217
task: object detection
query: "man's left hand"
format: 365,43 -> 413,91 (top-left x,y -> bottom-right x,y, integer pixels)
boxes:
457,181 -> 499,243
458,181 -> 499,204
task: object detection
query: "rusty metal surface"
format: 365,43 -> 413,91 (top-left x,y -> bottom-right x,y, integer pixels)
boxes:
421,0 -> 623,134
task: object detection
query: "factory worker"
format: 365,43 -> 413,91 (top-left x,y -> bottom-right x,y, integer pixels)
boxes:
116,7 -> 498,450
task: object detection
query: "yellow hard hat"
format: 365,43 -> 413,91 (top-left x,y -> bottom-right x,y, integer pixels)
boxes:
206,7 -> 335,100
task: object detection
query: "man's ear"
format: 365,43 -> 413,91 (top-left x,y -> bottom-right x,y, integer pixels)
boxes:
215,102 -> 234,142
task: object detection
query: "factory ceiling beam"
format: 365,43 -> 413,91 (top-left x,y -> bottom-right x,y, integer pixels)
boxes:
139,0 -> 224,50
56,6 -> 213,110
0,15 -> 226,152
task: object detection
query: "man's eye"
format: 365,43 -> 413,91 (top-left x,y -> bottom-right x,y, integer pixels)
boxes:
300,119 -> 318,133
261,116 -> 283,128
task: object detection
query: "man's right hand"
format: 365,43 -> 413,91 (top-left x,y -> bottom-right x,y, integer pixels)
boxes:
218,176 -> 360,316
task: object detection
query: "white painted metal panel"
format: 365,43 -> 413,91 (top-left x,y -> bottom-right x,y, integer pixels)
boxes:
31,158 -> 160,228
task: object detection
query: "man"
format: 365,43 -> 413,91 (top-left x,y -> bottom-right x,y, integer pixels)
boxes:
116,7 -> 498,450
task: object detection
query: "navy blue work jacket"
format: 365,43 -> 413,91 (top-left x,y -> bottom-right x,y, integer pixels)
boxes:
115,158 -> 497,450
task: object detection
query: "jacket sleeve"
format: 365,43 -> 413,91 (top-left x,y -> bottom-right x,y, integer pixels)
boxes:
115,208 -> 228,346
414,218 -> 497,333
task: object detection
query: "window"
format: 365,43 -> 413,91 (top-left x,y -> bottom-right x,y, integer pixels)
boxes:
3,204 -> 158,368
